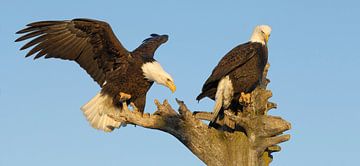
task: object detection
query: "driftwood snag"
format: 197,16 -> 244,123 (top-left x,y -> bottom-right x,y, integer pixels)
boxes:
108,64 -> 291,166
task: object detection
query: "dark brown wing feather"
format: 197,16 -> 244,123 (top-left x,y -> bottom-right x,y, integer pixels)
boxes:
16,18 -> 130,86
197,42 -> 262,100
132,34 -> 168,58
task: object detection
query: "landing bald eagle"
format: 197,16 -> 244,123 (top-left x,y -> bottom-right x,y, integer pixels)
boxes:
196,25 -> 271,126
16,18 -> 176,132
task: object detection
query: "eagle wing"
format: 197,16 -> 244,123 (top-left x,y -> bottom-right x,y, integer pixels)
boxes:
198,42 -> 259,99
16,18 -> 130,86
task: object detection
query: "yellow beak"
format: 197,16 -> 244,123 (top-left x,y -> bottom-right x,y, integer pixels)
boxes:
166,81 -> 176,93
265,34 -> 270,44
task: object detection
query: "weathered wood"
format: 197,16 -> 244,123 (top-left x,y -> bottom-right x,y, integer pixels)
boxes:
107,64 -> 291,166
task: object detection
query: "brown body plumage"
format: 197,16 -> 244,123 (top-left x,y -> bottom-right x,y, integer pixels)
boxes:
16,18 -> 174,132
196,42 -> 268,103
196,25 -> 271,126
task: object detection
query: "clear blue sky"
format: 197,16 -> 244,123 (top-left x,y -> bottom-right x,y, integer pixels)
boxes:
1,0 -> 359,165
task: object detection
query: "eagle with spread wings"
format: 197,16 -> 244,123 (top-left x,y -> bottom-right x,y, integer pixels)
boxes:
16,18 -> 176,132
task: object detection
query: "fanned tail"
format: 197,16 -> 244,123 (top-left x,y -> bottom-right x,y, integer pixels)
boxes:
81,92 -> 122,132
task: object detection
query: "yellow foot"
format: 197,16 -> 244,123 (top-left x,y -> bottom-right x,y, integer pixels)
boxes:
119,92 -> 131,102
239,92 -> 251,105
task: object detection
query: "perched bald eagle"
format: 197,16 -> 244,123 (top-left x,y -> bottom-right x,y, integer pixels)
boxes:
196,25 -> 271,126
16,18 -> 176,132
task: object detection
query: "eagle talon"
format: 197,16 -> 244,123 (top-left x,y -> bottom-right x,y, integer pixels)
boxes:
118,92 -> 131,102
239,92 -> 251,105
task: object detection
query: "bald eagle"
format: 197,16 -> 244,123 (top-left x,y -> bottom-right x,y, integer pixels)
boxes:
196,25 -> 271,126
16,18 -> 176,132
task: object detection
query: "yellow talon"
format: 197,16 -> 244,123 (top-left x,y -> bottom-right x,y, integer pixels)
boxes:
239,92 -> 251,105
119,92 -> 131,102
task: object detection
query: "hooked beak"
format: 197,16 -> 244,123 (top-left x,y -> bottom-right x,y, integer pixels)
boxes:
265,34 -> 270,45
165,81 -> 176,93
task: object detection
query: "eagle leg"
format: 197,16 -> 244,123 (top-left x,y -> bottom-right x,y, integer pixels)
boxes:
118,92 -> 132,102
239,92 -> 251,106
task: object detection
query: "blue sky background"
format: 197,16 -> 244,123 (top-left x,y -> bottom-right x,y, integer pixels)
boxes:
1,0 -> 360,165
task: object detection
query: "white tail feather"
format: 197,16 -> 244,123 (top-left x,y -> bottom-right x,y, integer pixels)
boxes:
81,93 -> 122,132
211,91 -> 223,123
211,76 -> 234,123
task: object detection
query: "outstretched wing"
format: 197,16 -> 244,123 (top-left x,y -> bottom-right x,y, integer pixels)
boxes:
132,33 -> 168,59
198,42 -> 261,99
16,18 -> 130,86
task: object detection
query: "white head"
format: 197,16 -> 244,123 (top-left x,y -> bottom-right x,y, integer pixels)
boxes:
250,25 -> 272,45
141,61 -> 176,93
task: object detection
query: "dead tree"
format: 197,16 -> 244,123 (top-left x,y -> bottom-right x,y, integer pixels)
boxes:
108,64 -> 291,166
